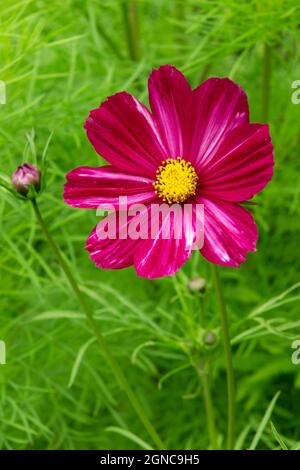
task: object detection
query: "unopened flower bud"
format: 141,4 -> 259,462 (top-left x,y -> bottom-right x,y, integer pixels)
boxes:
203,331 -> 217,346
12,163 -> 41,196
188,277 -> 206,293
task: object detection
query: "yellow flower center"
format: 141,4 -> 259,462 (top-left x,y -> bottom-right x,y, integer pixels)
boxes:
153,157 -> 198,204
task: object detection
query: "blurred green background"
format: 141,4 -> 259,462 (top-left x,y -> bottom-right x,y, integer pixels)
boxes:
1,0 -> 300,450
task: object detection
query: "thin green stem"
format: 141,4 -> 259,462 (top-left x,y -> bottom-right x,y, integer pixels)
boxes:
261,43 -> 271,122
174,1 -> 185,48
200,364 -> 217,449
199,294 -> 205,326
87,4 -> 123,59
174,0 -> 185,22
31,198 -> 165,450
197,293 -> 217,449
122,1 -> 140,61
211,264 -> 235,450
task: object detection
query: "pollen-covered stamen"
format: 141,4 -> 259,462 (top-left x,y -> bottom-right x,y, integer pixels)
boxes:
153,157 -> 199,204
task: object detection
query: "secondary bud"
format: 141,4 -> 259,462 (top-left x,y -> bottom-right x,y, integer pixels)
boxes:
203,331 -> 217,346
188,277 -> 206,293
12,163 -> 41,196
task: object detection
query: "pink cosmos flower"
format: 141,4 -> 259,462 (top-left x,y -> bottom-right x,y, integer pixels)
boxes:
63,65 -> 274,279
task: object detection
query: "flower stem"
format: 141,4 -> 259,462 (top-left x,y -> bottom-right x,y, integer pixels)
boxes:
211,264 -> 235,450
31,198 -> 165,450
261,43 -> 271,122
200,364 -> 217,449
198,296 -> 217,449
122,1 -> 140,61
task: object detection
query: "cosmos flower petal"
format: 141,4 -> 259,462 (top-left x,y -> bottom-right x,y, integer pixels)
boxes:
85,211 -> 141,269
84,92 -> 168,178
134,204 -> 196,278
199,196 -> 258,267
200,124 -> 274,201
64,165 -> 156,209
190,78 -> 249,172
148,65 -> 193,160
